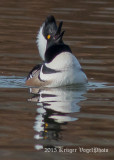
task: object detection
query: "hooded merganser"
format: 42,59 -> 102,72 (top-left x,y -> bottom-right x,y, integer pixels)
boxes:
26,15 -> 87,87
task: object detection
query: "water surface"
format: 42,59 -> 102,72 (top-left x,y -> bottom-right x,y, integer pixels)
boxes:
0,0 -> 114,160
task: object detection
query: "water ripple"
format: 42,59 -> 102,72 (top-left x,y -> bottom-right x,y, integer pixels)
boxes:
0,76 -> 26,88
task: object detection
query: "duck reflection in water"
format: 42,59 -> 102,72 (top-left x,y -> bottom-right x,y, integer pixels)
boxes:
28,86 -> 87,150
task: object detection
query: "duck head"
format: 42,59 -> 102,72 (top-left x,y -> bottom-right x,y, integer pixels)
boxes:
36,15 -> 64,60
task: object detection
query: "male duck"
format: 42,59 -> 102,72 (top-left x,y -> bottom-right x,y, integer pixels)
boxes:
26,15 -> 87,87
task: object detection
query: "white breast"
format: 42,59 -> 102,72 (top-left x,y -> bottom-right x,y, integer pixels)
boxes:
39,52 -> 87,87
45,51 -> 81,70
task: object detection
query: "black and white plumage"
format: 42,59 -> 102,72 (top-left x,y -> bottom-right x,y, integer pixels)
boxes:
26,15 -> 87,87
37,15 -> 58,61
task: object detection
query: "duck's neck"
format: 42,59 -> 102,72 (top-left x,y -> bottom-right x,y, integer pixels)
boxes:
45,43 -> 72,63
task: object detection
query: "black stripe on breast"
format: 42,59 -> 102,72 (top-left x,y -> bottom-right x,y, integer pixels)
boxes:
42,64 -> 61,74
38,74 -> 45,82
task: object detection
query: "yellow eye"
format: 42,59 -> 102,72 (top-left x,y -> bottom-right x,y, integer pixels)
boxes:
47,34 -> 51,39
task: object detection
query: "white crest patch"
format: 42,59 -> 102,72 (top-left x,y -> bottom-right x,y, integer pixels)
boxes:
36,24 -> 47,60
